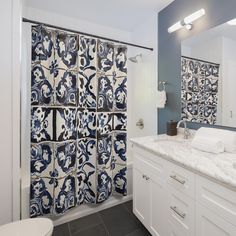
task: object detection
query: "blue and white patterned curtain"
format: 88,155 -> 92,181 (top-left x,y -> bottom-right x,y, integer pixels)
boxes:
30,25 -> 127,217
181,56 -> 219,125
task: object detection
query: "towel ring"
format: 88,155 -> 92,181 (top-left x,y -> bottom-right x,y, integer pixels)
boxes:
159,81 -> 166,91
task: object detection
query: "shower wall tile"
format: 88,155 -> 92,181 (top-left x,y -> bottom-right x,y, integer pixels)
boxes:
54,174 -> 76,215
97,75 -> 114,112
30,177 -> 54,217
55,32 -> 78,71
97,134 -> 112,169
56,108 -> 77,141
113,113 -> 127,131
112,164 -> 127,196
54,70 -> 77,106
114,46 -> 127,78
32,25 -> 55,67
77,109 -> 96,139
97,112 -> 113,136
113,76 -> 127,111
31,64 -> 54,106
31,107 -> 54,143
31,143 -> 54,178
54,141 -> 77,177
97,40 -> 114,76
97,168 -> 112,203
113,132 -> 127,165
77,138 -> 96,204
78,36 -> 97,109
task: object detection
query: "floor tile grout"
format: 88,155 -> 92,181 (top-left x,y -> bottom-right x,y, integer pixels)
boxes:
97,212 -> 111,236
67,222 -> 72,236
68,212 -> 102,236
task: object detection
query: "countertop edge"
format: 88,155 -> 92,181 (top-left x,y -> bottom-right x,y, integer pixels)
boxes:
131,139 -> 236,192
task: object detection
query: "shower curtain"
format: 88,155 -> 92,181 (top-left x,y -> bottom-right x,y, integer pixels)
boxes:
181,56 -> 219,125
30,25 -> 127,217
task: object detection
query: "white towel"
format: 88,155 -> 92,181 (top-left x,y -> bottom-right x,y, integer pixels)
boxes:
195,127 -> 236,153
157,90 -> 167,108
191,135 -> 224,154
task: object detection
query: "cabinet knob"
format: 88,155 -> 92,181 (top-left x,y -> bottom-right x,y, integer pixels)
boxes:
142,174 -> 150,181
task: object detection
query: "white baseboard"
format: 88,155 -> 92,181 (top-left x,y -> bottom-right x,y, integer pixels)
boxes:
53,194 -> 133,226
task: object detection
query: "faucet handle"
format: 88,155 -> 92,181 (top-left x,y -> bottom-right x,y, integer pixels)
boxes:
184,128 -> 190,139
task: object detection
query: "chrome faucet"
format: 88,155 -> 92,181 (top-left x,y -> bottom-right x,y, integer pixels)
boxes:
176,120 -> 190,139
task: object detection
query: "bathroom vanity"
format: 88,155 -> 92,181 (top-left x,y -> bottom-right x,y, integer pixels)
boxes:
131,135 -> 236,236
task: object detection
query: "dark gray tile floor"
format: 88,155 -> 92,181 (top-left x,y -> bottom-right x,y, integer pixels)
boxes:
52,201 -> 151,236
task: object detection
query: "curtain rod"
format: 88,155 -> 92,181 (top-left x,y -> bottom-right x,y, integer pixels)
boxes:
22,18 -> 154,51
181,55 -> 220,66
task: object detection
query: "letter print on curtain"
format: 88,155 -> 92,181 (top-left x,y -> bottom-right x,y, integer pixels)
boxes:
30,25 -> 127,217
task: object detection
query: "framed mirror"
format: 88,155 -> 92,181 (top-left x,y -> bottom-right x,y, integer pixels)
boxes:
181,18 -> 236,128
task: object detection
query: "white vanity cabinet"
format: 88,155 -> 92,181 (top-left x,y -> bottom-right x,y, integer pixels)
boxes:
133,150 -> 167,236
132,146 -> 236,236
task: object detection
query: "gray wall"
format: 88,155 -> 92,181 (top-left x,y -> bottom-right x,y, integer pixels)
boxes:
158,0 -> 236,134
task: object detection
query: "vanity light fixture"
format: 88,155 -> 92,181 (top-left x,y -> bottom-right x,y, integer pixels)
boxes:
227,18 -> 236,25
168,9 -> 205,33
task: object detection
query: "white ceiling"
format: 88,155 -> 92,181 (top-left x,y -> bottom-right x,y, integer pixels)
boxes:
23,0 -> 174,31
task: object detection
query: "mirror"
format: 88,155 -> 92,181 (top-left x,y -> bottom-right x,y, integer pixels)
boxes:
181,18 -> 236,128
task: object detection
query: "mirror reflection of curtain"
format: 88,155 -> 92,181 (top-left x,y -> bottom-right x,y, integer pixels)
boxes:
181,56 -> 220,125
30,25 -> 127,217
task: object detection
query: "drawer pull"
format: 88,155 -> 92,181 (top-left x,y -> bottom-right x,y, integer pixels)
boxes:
170,206 -> 186,219
170,175 -> 186,185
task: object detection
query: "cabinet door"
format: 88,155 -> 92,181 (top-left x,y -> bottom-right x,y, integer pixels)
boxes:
149,176 -> 166,236
133,167 -> 150,225
196,204 -> 236,236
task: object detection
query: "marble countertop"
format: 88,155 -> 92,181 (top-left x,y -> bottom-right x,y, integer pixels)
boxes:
130,134 -> 236,189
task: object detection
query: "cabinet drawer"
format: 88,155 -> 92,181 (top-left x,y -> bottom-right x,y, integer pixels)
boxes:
196,203 -> 236,236
167,219 -> 190,236
167,187 -> 195,236
167,161 -> 195,199
196,175 -> 236,227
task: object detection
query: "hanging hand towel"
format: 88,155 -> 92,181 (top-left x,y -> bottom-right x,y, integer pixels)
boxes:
157,90 -> 167,108
191,135 -> 224,154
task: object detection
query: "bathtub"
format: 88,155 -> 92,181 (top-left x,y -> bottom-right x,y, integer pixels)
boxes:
21,161 -> 133,226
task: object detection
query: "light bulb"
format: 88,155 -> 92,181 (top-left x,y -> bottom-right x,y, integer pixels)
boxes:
227,18 -> 236,25
184,9 -> 205,25
168,21 -> 183,33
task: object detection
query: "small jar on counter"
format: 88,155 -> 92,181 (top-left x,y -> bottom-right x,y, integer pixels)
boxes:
166,120 -> 177,136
